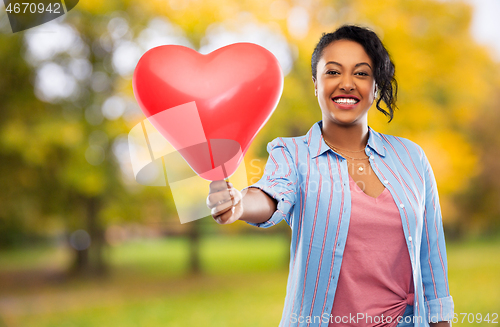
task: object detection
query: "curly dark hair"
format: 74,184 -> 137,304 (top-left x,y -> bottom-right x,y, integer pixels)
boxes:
311,24 -> 398,122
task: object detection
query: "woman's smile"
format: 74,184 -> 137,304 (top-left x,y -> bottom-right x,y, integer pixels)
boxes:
332,95 -> 360,110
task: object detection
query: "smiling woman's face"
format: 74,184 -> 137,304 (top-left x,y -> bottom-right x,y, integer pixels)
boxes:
313,39 -> 376,127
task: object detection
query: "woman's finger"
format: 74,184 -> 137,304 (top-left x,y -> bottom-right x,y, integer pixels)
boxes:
215,206 -> 236,224
209,180 -> 230,193
211,198 -> 234,217
206,190 -> 232,209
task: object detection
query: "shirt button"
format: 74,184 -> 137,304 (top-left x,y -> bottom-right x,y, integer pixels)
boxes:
408,236 -> 412,241
383,180 -> 389,184
370,155 -> 375,160
400,203 -> 405,208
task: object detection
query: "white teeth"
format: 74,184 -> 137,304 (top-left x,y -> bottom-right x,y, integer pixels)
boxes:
333,98 -> 358,105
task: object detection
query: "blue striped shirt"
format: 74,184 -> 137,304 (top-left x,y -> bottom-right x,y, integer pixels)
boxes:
246,121 -> 454,327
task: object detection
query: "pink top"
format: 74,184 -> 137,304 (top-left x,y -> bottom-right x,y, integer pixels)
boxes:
329,174 -> 414,327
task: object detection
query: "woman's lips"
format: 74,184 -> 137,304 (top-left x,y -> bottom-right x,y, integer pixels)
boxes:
332,97 -> 360,110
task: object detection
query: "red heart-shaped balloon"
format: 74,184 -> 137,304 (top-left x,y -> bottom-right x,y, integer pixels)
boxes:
132,43 -> 283,181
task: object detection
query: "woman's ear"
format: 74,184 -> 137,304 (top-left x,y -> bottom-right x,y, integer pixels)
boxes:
312,76 -> 317,97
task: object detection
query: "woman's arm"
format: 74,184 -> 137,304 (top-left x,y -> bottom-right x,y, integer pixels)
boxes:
418,146 -> 455,323
207,181 -> 277,225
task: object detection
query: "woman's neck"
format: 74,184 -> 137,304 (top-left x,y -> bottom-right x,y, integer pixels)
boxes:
321,120 -> 369,151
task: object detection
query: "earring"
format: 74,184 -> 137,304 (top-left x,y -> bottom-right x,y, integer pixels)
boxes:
314,90 -> 317,96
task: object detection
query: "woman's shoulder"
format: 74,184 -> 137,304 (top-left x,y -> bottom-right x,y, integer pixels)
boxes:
375,130 -> 426,162
266,135 -> 308,153
265,121 -> 326,156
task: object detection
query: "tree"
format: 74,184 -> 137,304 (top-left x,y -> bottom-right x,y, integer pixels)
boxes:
0,7 -> 177,275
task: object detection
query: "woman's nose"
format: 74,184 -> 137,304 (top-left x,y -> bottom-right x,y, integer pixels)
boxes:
339,75 -> 355,91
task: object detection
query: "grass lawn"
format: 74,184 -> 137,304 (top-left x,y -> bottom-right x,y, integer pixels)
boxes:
0,233 -> 498,327
446,236 -> 500,322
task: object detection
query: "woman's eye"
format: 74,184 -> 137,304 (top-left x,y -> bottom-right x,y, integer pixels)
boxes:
355,72 -> 369,76
326,71 -> 339,75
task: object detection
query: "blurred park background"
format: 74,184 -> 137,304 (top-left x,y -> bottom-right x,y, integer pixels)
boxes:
0,0 -> 499,326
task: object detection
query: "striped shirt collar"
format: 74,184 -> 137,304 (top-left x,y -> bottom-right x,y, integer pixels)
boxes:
304,121 -> 386,159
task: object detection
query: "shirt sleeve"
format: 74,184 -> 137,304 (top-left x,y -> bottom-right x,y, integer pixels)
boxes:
418,147 -> 454,323
243,137 -> 298,228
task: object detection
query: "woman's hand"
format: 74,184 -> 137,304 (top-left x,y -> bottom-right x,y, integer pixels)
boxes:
207,180 -> 243,224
